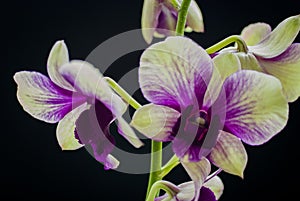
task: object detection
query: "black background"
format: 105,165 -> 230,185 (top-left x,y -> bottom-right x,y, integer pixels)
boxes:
2,0 -> 300,200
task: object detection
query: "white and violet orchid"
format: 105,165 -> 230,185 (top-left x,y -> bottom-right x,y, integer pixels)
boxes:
14,41 -> 143,170
131,36 -> 288,179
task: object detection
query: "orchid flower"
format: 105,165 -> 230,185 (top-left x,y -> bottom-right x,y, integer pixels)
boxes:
131,36 -> 288,180
155,176 -> 224,201
221,15 -> 300,102
14,41 -> 143,169
141,0 -> 203,44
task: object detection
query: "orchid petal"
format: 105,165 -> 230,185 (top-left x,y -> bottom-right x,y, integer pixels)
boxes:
203,52 -> 241,108
203,176 -> 224,200
75,102 -> 116,169
155,6 -> 177,36
14,71 -> 85,123
186,0 -> 204,32
141,0 -> 162,44
250,15 -> 300,58
208,131 -> 247,178
241,23 -> 271,46
56,103 -> 89,150
116,117 -> 144,148
139,36 -> 213,110
104,154 -> 120,170
199,187 -> 217,201
181,157 -> 211,201
47,40 -> 74,90
130,104 -> 180,141
235,52 -> 263,72
222,70 -> 288,145
59,60 -> 126,117
176,181 -> 196,201
258,43 -> 300,102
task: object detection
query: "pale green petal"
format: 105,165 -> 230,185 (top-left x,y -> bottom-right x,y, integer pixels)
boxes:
141,0 -> 162,44
181,157 -> 211,200
186,0 -> 204,32
258,44 -> 300,102
241,23 -> 271,46
130,104 -> 180,141
56,103 -> 89,150
250,15 -> 300,58
177,181 -> 196,201
203,176 -> 224,200
236,52 -> 263,72
203,52 -> 241,108
116,117 -> 144,148
47,40 -> 74,90
208,131 -> 247,178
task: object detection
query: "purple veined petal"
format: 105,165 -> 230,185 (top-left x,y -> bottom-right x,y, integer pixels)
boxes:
130,104 -> 181,141
116,117 -> 144,148
59,60 -> 127,117
75,100 -> 116,169
221,70 -> 288,145
56,103 -> 90,150
47,40 -> 74,91
181,157 -> 211,201
203,176 -> 224,200
208,131 -> 247,178
241,22 -> 272,46
139,36 -> 213,111
258,43 -> 300,102
14,71 -> 86,123
198,187 -> 217,201
203,52 -> 241,109
141,0 -> 162,44
249,15 -> 300,58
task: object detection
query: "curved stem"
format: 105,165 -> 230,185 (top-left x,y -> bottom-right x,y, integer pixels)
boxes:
206,35 -> 248,54
105,77 -> 164,200
146,180 -> 180,201
104,77 -> 141,109
160,155 -> 180,178
175,0 -> 192,36
205,168 -> 223,182
146,141 -> 163,198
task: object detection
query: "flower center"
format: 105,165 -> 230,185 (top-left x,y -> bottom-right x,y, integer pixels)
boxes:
187,110 -> 210,142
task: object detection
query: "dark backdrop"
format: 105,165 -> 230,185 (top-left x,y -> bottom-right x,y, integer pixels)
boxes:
2,0 -> 300,200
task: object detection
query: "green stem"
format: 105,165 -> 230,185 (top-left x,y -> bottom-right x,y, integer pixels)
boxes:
160,155 -> 180,178
205,35 -> 248,54
146,180 -> 180,201
175,0 -> 192,36
146,141 -> 163,198
105,77 -> 164,199
104,77 -> 141,109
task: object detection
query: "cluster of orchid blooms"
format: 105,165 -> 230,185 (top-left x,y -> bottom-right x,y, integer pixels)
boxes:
14,0 -> 300,200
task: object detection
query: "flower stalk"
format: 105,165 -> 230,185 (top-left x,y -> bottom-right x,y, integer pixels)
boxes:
146,141 -> 163,199
104,77 -> 164,200
104,77 -> 141,109
175,0 -> 192,36
206,35 -> 248,54
160,155 -> 180,178
146,180 -> 180,201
